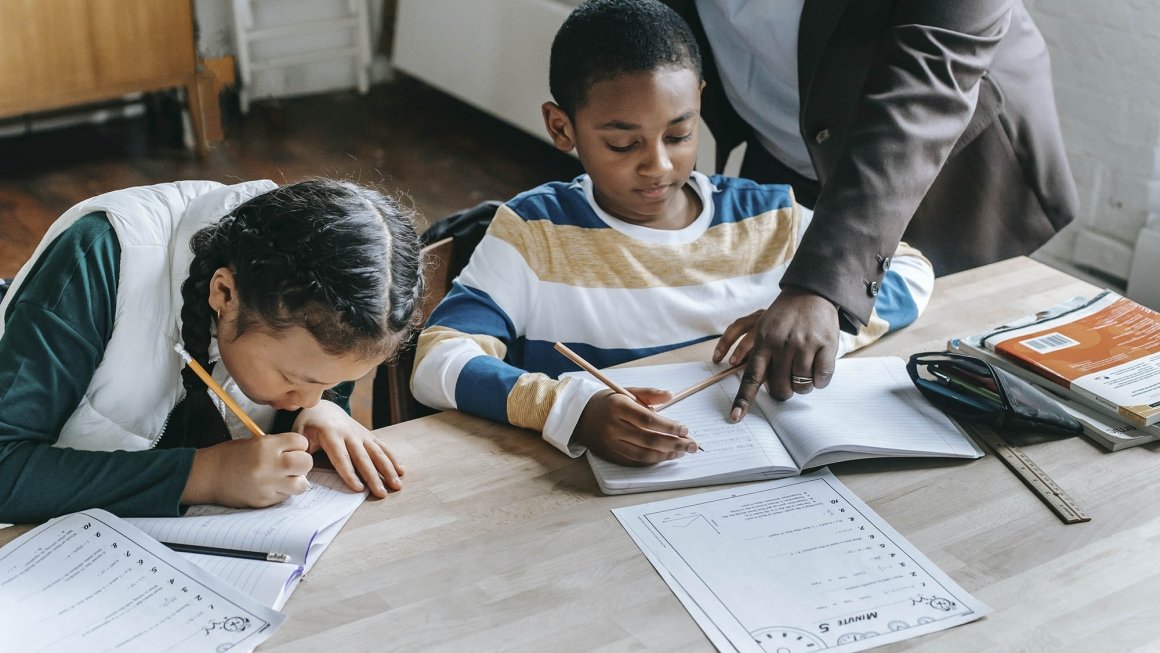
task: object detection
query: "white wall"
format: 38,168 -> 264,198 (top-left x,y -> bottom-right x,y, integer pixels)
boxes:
1025,0 -> 1160,305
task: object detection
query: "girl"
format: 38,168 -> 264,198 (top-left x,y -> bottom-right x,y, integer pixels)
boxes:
0,178 -> 423,523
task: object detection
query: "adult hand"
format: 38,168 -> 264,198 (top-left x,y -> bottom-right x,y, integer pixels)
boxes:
294,400 -> 404,498
723,288 -> 840,421
183,433 -> 313,507
573,388 -> 697,465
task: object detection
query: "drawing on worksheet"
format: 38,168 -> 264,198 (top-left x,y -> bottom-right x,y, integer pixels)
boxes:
613,469 -> 990,653
0,510 -> 284,652
659,511 -> 721,534
751,626 -> 826,651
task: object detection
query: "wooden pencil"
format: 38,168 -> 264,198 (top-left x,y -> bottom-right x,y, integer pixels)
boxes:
173,344 -> 266,438
553,342 -> 644,405
553,342 -> 703,452
653,363 -> 746,412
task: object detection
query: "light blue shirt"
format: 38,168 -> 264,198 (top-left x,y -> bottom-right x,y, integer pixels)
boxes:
695,0 -> 815,179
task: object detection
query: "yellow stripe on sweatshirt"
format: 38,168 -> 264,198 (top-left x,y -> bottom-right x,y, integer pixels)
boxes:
488,204 -> 800,289
507,373 -> 572,431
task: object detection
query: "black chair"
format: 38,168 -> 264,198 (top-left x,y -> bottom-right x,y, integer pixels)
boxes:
371,236 -> 456,428
370,201 -> 500,428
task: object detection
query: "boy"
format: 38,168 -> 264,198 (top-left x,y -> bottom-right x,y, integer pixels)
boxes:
410,0 -> 933,466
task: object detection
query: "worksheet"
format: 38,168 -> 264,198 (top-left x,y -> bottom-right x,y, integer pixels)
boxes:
0,509 -> 284,652
614,469 -> 989,652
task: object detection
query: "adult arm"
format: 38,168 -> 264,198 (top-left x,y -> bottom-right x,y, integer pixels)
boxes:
0,214 -> 194,523
738,2 -> 1013,411
727,241 -> 935,417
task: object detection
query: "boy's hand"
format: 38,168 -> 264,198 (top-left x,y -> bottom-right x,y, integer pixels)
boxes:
294,400 -> 404,498
183,433 -> 313,507
573,388 -> 697,465
727,288 -> 839,421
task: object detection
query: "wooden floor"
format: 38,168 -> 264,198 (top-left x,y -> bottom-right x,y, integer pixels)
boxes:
0,77 -> 583,427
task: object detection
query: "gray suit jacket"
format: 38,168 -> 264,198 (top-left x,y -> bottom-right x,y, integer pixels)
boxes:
668,0 -> 1078,329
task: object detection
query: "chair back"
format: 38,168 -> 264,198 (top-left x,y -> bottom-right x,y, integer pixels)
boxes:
371,236 -> 455,428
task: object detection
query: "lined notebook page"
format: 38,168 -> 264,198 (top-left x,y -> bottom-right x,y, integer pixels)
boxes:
582,363 -> 798,492
126,469 -> 366,567
753,357 -> 983,467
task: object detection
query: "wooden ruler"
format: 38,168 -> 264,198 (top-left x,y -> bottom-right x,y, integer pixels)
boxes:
964,423 -> 1091,524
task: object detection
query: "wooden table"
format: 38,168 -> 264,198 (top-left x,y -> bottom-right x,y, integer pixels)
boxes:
5,258 -> 1155,651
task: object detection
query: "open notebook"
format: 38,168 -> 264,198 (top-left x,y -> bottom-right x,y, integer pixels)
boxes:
125,469 -> 366,609
576,357 -> 983,494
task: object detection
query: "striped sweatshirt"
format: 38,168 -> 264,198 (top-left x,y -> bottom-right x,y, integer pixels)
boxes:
411,172 -> 934,456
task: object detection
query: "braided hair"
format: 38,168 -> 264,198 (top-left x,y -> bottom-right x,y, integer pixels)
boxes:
174,179 -> 423,446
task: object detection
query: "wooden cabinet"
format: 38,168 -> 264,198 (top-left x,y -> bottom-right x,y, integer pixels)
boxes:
0,0 -> 219,154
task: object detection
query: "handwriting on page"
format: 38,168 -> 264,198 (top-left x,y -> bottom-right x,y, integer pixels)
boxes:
591,364 -> 797,484
0,510 -> 282,652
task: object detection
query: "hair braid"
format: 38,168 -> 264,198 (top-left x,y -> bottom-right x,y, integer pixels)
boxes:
174,224 -> 232,447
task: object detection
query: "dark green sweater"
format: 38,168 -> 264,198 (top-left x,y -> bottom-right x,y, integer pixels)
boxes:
0,213 -> 350,523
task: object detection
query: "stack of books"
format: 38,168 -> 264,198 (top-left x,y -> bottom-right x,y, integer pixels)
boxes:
953,290 -> 1160,451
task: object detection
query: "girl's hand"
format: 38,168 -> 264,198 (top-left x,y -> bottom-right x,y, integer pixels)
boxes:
184,433 -> 313,507
572,388 -> 697,466
294,400 -> 404,497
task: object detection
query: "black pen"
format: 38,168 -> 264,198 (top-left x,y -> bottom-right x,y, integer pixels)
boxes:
162,541 -> 291,563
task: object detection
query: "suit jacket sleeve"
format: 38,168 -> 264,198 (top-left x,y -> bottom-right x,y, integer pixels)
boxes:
783,1 -> 1014,330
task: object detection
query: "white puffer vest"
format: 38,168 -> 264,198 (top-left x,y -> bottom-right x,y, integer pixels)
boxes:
0,180 -> 280,451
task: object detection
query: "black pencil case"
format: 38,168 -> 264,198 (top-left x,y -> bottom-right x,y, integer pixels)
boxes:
906,351 -> 1082,436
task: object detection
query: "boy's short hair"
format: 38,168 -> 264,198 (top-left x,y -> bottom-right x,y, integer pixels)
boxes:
549,0 -> 703,117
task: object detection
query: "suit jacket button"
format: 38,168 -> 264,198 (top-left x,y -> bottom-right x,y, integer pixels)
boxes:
815,129 -> 830,144
879,256 -> 891,271
867,280 -> 880,297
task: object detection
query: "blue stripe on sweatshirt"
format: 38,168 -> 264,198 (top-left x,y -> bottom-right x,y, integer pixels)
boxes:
427,281 -> 517,344
507,180 -> 606,229
454,355 -> 523,424
875,269 -> 919,331
707,176 -> 794,227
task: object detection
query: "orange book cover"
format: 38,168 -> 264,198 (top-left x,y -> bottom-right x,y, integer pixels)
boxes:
983,292 -> 1160,426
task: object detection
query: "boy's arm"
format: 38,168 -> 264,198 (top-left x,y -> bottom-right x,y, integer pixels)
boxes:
410,218 -> 607,457
410,284 -> 606,457
837,242 -> 935,356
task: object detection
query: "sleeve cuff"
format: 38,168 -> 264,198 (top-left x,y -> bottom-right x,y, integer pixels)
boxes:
541,377 -> 607,458
838,307 -> 863,335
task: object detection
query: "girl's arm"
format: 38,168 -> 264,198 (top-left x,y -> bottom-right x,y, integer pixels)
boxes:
0,214 -> 195,523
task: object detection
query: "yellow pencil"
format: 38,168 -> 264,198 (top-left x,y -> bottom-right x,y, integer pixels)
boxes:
173,344 -> 266,438
553,342 -> 703,452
